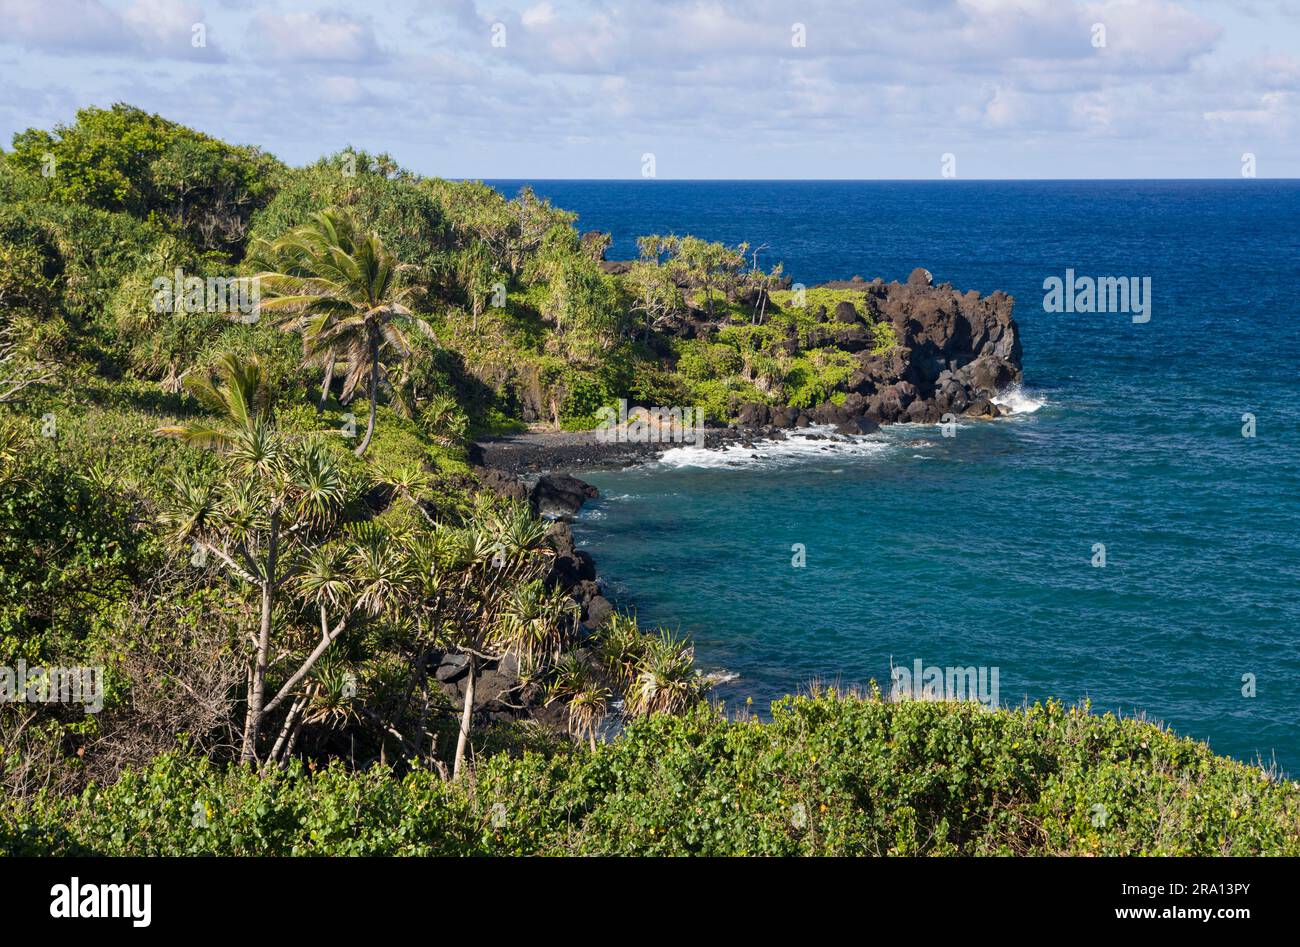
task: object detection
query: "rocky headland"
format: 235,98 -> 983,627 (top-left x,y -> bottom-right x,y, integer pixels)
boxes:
475,266 -> 1023,472
456,268 -> 1025,732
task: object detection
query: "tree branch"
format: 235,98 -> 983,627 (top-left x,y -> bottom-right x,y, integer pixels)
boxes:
261,606 -> 350,717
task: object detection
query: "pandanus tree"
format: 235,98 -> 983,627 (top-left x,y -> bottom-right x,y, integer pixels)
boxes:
406,501 -> 572,780
157,353 -> 391,764
455,239 -> 499,333
0,305 -> 56,405
252,209 -> 433,456
545,651 -> 611,750
622,628 -> 702,718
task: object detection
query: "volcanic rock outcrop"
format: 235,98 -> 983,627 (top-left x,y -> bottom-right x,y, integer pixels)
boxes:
740,269 -> 1022,429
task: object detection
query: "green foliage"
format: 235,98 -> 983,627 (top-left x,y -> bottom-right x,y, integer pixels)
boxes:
6,694 -> 1297,856
542,255 -> 621,346
557,370 -> 610,430
676,340 -> 744,381
6,104 -> 278,254
0,201 -> 162,331
0,417 -> 147,659
784,349 -> 857,409
427,180 -> 575,280
247,151 -> 446,298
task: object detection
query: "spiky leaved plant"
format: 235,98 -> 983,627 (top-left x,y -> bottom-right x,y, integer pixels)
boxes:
625,630 -> 701,718
544,651 -> 610,750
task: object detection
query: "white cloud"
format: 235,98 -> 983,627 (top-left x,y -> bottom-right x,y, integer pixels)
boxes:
0,0 -> 1296,177
0,0 -> 138,52
249,10 -> 380,63
520,2 -> 555,29
124,0 -> 205,53
0,0 -> 220,58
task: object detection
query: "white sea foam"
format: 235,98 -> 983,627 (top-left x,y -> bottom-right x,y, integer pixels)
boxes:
992,385 -> 1046,415
656,425 -> 890,469
702,670 -> 740,686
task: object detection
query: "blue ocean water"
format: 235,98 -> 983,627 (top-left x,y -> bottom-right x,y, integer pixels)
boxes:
491,180 -> 1300,773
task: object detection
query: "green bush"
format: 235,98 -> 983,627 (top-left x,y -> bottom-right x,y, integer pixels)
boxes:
6,694 -> 1297,856
0,419 -> 149,659
246,151 -> 447,294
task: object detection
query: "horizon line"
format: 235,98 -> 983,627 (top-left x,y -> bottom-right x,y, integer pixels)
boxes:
473,176 -> 1299,183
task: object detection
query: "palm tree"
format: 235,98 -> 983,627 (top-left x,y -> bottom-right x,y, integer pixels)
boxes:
158,353 -> 363,764
253,209 -> 433,456
155,351 -> 270,449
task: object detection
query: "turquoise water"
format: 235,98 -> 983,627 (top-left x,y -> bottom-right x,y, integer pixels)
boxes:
492,180 -> 1300,773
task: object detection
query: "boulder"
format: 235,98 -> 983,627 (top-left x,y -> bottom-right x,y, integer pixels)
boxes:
530,474 -> 598,518
904,399 -> 943,423
583,594 -> 614,630
569,579 -> 602,609
474,655 -> 522,708
835,416 -> 881,436
769,406 -> 799,429
832,324 -> 873,353
958,355 -> 1018,397
964,396 -> 999,419
812,401 -> 848,425
880,380 -> 918,415
933,378 -> 970,415
737,402 -> 769,427
475,466 -> 528,503
804,326 -> 834,349
834,300 -> 861,324
547,522 -> 597,588
434,653 -> 469,684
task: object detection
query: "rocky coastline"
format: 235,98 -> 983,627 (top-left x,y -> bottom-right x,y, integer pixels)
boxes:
474,266 -> 1024,473
446,268 -> 1025,734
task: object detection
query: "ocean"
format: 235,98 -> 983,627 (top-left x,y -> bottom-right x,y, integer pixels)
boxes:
489,180 -> 1300,774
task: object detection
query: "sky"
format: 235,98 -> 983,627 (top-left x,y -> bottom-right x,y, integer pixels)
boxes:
0,0 -> 1296,179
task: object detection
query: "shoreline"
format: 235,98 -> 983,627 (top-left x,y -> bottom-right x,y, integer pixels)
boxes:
470,405 -> 1023,477
469,425 -> 751,476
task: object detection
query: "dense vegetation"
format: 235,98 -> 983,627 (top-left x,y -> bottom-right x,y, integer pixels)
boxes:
1,106 -> 1295,856
5,693 -> 1297,856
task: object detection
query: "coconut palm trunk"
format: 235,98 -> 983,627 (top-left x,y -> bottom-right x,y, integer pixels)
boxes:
317,354 -> 335,414
355,330 -> 380,456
